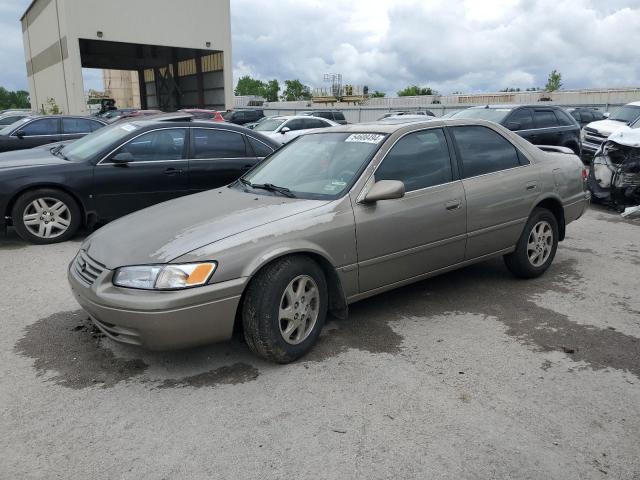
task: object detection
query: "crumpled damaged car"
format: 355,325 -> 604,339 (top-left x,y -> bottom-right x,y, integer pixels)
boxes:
68,119 -> 588,363
589,129 -> 640,209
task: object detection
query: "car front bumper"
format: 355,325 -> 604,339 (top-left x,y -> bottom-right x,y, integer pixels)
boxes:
67,256 -> 246,350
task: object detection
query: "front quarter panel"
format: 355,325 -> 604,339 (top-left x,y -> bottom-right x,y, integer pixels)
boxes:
173,196 -> 359,298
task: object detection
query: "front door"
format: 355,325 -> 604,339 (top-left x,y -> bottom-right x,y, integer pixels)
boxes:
188,128 -> 260,192
352,127 -> 467,293
449,125 -> 539,260
93,127 -> 190,220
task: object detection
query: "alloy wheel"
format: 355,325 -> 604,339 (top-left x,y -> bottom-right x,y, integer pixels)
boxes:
278,275 -> 320,345
527,220 -> 553,267
22,197 -> 71,239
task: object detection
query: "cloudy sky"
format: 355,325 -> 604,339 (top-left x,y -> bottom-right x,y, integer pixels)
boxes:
2,0 -> 639,95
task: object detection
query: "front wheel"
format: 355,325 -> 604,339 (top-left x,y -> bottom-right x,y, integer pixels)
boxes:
504,208 -> 559,279
242,256 -> 328,363
11,188 -> 81,244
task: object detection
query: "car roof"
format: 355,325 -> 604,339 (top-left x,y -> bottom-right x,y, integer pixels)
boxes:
467,104 -> 565,110
302,117 -> 505,134
627,101 -> 640,107
271,115 -> 331,120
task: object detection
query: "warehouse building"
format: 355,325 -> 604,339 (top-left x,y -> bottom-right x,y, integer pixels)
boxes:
21,0 -> 232,114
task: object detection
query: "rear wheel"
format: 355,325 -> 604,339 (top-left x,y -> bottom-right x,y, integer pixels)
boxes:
504,208 -> 559,279
11,188 -> 81,244
242,256 -> 328,363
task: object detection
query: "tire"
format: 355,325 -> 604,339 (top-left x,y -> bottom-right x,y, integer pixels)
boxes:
504,207 -> 559,279
11,188 -> 81,244
242,256 -> 328,363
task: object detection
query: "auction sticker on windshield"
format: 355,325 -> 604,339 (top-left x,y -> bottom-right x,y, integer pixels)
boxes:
345,133 -> 385,144
120,123 -> 138,132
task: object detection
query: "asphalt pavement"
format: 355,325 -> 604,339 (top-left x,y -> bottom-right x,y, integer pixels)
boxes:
1,205 -> 639,479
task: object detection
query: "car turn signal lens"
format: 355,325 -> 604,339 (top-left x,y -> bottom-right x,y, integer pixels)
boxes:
154,263 -> 217,290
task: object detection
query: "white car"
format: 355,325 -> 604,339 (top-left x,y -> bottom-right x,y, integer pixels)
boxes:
581,101 -> 640,155
253,115 -> 338,144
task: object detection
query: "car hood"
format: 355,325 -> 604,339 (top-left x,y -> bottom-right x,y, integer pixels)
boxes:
585,119 -> 631,136
0,148 -> 67,170
85,187 -> 329,269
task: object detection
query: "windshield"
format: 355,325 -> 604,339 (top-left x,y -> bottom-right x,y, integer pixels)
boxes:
609,105 -> 640,124
451,108 -> 513,123
0,117 -> 31,135
240,132 -> 386,199
60,122 -> 140,162
254,118 -> 286,132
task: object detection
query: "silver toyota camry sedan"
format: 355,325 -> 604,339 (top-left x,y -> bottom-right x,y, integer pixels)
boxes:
68,118 -> 588,363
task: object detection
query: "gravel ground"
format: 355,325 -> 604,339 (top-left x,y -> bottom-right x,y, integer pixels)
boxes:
1,206 -> 639,480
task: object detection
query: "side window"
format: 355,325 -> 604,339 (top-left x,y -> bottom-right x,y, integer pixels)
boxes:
192,128 -> 247,158
89,120 -> 104,132
18,118 -> 59,136
554,110 -> 574,126
451,126 -> 521,178
506,109 -> 533,130
112,128 -> 187,162
581,111 -> 594,123
247,136 -> 274,157
375,128 -> 453,192
305,118 -> 328,129
0,115 -> 25,126
334,112 -> 346,121
593,111 -> 604,121
534,110 -> 559,128
62,118 -> 99,134
285,119 -> 305,131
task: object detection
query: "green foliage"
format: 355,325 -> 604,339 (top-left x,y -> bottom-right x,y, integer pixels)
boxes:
545,70 -> 562,92
370,91 -> 386,98
0,87 -> 31,110
234,75 -> 280,102
41,97 -> 61,115
281,79 -> 312,101
397,85 -> 436,96
500,87 -> 521,92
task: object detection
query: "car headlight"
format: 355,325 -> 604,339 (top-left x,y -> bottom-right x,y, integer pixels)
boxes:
580,128 -> 586,142
112,262 -> 217,290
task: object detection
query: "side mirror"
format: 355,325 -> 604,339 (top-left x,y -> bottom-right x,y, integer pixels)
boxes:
363,180 -> 405,203
111,152 -> 133,164
506,121 -> 521,131
280,127 -> 291,134
603,112 -> 610,118
15,130 -> 25,139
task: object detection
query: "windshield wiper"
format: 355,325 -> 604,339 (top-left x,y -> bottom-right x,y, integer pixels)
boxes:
238,178 -> 296,198
50,144 -> 69,161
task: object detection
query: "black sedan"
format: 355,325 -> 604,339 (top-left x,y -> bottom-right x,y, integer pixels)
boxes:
0,118 -> 280,244
0,115 -> 107,152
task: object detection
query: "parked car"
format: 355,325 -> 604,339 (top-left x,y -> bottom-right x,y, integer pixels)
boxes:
0,118 -> 280,244
0,115 -> 107,153
67,118 -> 588,363
0,111 -> 37,126
451,105 -> 581,154
223,109 -> 264,125
253,115 -> 338,144
299,110 -> 348,125
245,116 -> 277,130
97,108 -> 137,120
107,109 -> 163,123
178,109 -> 225,121
566,107 -> 605,128
377,115 -> 437,124
378,110 -> 435,120
581,102 -> 640,155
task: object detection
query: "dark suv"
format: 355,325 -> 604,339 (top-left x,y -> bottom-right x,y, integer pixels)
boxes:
566,107 -> 605,128
451,105 -> 581,154
223,109 -> 264,125
299,110 -> 348,125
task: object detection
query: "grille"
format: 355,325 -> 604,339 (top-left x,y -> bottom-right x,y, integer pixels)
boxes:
72,250 -> 106,286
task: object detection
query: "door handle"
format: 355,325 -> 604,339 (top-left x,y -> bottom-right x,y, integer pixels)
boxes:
445,199 -> 462,211
163,167 -> 183,175
526,182 -> 537,191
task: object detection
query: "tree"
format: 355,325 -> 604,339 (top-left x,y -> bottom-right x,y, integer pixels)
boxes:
500,87 -> 521,92
262,79 -> 280,102
545,70 -> 562,92
0,87 -> 31,109
281,79 -> 312,101
234,75 -> 265,97
370,91 -> 386,98
397,85 -> 436,96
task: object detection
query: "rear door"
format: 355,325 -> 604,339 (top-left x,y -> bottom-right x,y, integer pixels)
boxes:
188,127 -> 259,191
532,109 -> 561,145
61,118 -> 104,141
449,125 -> 538,260
9,117 -> 61,150
93,127 -> 190,219
505,108 -> 537,143
352,127 -> 466,292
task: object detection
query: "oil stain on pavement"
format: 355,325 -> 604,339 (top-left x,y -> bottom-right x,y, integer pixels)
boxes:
14,310 -> 148,389
156,363 -> 259,389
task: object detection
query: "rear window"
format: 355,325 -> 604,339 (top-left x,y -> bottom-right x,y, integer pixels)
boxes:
534,110 -> 559,128
554,109 -> 575,126
333,112 -> 346,121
